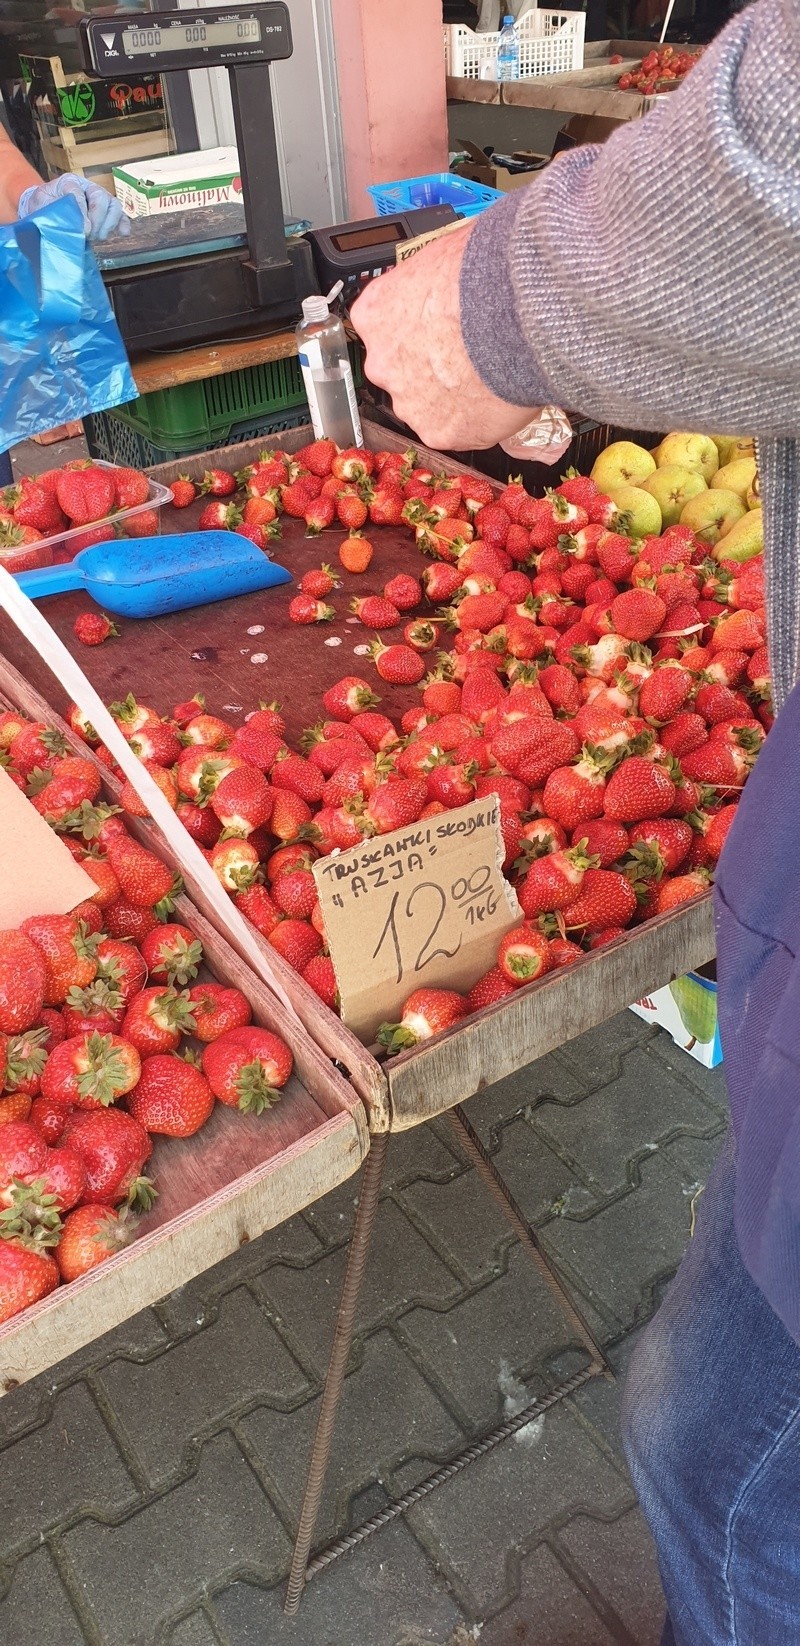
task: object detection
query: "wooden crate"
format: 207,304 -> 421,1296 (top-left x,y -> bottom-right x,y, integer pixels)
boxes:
0,424 -> 717,1133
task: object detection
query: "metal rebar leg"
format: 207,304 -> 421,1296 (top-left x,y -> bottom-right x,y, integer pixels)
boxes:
448,1105 -> 612,1379
284,1132 -> 390,1614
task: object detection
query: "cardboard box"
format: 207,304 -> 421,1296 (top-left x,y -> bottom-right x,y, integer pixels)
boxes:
552,112 -> 627,152
452,138 -> 549,192
629,967 -> 722,1068
112,147 -> 241,217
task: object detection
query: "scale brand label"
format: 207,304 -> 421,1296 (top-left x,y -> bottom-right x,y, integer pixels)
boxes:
313,795 -> 521,1044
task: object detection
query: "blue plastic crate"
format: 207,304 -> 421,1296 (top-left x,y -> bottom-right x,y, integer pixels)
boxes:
367,172 -> 503,219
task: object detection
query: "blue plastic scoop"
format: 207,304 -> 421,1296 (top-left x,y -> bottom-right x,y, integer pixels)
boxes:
15,532 -> 292,619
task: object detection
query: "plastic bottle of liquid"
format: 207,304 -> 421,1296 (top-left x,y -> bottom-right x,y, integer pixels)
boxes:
296,289 -> 363,449
496,15 -> 519,80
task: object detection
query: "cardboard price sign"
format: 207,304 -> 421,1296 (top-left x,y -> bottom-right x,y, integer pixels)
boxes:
0,769 -> 95,927
313,796 -> 521,1044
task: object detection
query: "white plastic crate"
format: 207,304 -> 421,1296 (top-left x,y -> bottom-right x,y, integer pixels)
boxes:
445,11 -> 585,80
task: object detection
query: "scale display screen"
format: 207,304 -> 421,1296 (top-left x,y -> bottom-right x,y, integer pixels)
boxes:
331,223 -> 405,252
80,5 -> 292,73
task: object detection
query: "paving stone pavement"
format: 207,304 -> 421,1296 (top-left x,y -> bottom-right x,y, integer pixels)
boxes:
0,1012 -> 728,1645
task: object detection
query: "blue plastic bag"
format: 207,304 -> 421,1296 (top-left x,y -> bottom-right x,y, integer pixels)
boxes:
0,194 -> 137,448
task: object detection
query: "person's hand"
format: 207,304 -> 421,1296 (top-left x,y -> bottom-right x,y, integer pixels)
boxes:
18,174 -> 131,241
350,223 -> 533,451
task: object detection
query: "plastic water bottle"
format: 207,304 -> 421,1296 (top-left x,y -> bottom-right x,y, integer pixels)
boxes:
296,289 -> 363,449
496,15 -> 519,80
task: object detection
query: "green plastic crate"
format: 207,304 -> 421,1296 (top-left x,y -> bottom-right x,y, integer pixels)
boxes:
83,406 -> 312,469
98,343 -> 363,451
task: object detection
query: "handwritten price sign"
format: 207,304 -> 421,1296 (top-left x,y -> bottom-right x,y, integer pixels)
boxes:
313,796 -> 521,1044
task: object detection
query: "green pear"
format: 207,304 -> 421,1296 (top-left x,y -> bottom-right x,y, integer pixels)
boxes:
712,507 -> 763,563
712,434 -> 754,467
641,464 -> 707,526
680,489 -> 746,545
608,484 -> 662,538
711,457 -> 757,505
657,432 -> 719,482
591,441 -> 656,492
746,473 -> 760,510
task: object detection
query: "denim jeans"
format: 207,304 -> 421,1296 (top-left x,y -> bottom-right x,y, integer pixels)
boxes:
622,1131 -> 800,1644
0,451 -> 12,488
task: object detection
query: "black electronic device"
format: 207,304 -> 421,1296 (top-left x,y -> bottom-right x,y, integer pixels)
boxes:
79,6 -> 292,74
304,208 -> 457,306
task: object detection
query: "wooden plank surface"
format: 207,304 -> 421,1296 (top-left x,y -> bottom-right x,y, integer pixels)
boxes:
129,330 -> 299,396
0,899 -> 367,1393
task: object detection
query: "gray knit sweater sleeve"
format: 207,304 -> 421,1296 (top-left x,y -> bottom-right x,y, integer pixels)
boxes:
460,0 -> 800,707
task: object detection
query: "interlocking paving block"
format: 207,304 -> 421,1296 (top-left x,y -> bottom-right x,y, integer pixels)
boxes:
399,1245 -> 611,1430
97,1288 -> 310,1487
305,1123 -> 462,1246
550,1331 -> 643,1464
404,1403 -> 633,1615
463,1055 -> 587,1143
484,1117 -> 596,1225
398,1166 -> 517,1283
0,1383 -> 138,1563
0,1546 -> 87,1646
644,1037 -> 729,1116
254,1200 -> 462,1379
155,1215 -> 323,1337
477,1542 -> 622,1645
0,1309 -> 168,1443
531,1046 -> 721,1197
556,1012 -> 658,1091
660,1128 -> 726,1187
61,1433 -> 291,1646
557,1507 -> 664,1645
239,1328 -> 463,1545
168,1611 -> 223,1646
211,1521 -> 467,1646
541,1156 -> 691,1335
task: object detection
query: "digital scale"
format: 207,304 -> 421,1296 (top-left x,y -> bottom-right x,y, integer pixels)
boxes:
79,6 -> 458,351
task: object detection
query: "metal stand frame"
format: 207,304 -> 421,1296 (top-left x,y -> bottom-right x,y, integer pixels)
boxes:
284,1113 -> 611,1615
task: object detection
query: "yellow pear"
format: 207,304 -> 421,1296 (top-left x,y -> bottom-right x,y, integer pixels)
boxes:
712,507 -> 763,563
712,434 -> 754,467
608,484 -> 662,538
746,472 -> 760,509
680,489 -> 746,545
657,432 -> 719,482
590,441 -> 656,492
711,457 -> 757,505
641,464 -> 707,526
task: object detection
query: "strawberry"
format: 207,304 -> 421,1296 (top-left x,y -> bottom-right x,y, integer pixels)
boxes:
466,966 -> 517,1012
371,642 -> 426,685
272,868 -> 319,918
694,682 -> 751,726
474,503 -> 510,551
565,868 -> 638,934
108,694 -> 161,736
572,818 -> 629,868
322,676 -> 380,722
242,495 -> 279,529
104,836 -> 179,912
596,531 -> 637,584
660,711 -> 708,758
629,818 -> 693,872
10,722 -> 68,779
704,804 -> 738,861
296,438 -> 337,477
175,801 -> 222,850
637,666 -> 693,723
169,475 -> 196,508
383,573 -> 422,612
210,766 -> 273,835
230,724 -> 284,773
338,528 -> 373,569
542,754 -> 608,831
61,1107 -> 151,1210
55,464 -> 115,525
0,932 -> 45,1035
28,756 -> 102,825
41,1031 -> 141,1111
300,564 -> 340,599
121,987 -> 195,1056
121,507 -> 158,538
61,978 -> 124,1038
654,870 -> 712,913
422,563 -> 464,603
199,466 -> 236,497
514,817 -> 568,866
519,843 -> 595,917
0,1234 -> 59,1322
451,592 -> 507,634
209,838 -> 261,891
537,663 -> 582,716
297,490 -> 333,535
603,757 -> 676,822
28,1094 -> 69,1145
549,937 -> 585,967
270,790 -> 313,843
336,493 -> 369,533
202,1025 -> 293,1112
367,481 -> 405,528
22,914 -> 99,1005
611,588 -> 667,642
363,777 -> 427,835
425,755 -> 478,809
139,924 -> 203,986
111,466 -> 150,509
497,923 -> 553,985
234,884 -> 282,938
377,988 -> 467,1051
332,447 -> 374,482
350,596 -> 401,629
423,680 -> 462,717
104,901 -> 158,944
347,711 -> 398,753
56,1205 -> 134,1282
198,500 -> 241,530
12,479 -> 65,534
182,713 -> 235,749
187,982 -> 252,1043
268,920 -> 323,972
271,751 -> 325,805
236,522 -> 276,552
95,938 -> 147,1005
127,723 -> 182,766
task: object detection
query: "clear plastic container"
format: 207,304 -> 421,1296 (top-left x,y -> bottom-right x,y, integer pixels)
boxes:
296,295 -> 363,450
496,15 -> 520,80
35,461 -> 172,566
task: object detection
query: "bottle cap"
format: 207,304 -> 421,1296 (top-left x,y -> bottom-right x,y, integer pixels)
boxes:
502,14 -> 515,22
301,294 -> 329,323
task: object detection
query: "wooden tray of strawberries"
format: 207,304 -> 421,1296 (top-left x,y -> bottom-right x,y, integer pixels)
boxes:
0,421 -> 721,1134
0,738 -> 366,1388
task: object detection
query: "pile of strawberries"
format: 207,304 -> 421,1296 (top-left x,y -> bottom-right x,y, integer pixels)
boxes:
0,459 -> 159,571
615,43 -> 702,95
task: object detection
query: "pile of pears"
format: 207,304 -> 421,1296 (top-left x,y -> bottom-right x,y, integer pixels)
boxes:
590,431 -> 761,562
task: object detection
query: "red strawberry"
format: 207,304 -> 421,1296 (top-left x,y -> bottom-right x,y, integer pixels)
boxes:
61,978 -> 124,1038
364,777 -> 427,835
22,914 -> 99,1006
322,676 -> 380,722
596,531 -> 637,584
422,563 -> 463,603
466,966 -> 517,1011
121,987 -> 195,1057
370,642 -> 426,685
139,924 -> 203,987
202,1025 -> 293,1111
302,954 -> 338,1009
0,1233 -> 59,1321
603,757 -> 676,823
110,466 -> 150,509
0,931 -> 47,1034
336,491 -> 368,531
543,755 -> 608,831
270,791 -> 313,843
271,751 -> 324,805
519,843 -> 595,917
56,464 -> 116,525
377,988 -> 467,1051
451,592 -> 507,634
63,1108 -> 153,1208
694,682 -> 751,725
549,938 -> 585,967
95,938 -> 147,1005
351,596 -> 401,629
169,476 -> 197,509
127,722 -> 182,766
610,588 -> 668,642
367,481 -> 405,528
210,766 -> 273,835
348,711 -> 398,753
497,923 -> 553,986
572,818 -> 629,868
198,500 -> 241,530
210,838 -> 261,891
72,612 -> 117,648
637,666 -> 693,723
41,1031 -> 141,1110
187,982 -> 252,1043
272,868 -> 319,918
104,836 -> 178,912
199,466 -> 236,497
108,694 -> 161,735
234,884 -> 282,938
57,1205 -> 134,1283
654,870 -> 712,913
11,721 -> 68,779
565,868 -> 638,934
104,901 -> 158,944
300,564 -> 340,598
230,724 -> 284,773
267,920 -> 323,973
423,680 -> 462,717
129,1054 -> 215,1137
29,1095 -> 69,1146
629,818 -> 693,873
660,712 -> 708,758
12,479 -> 66,534
182,713 -> 235,749
384,573 -> 422,611
332,447 -> 374,482
289,593 -> 335,625
303,495 -> 336,536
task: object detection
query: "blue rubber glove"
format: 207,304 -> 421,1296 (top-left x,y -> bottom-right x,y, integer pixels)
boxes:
17,174 -> 131,242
